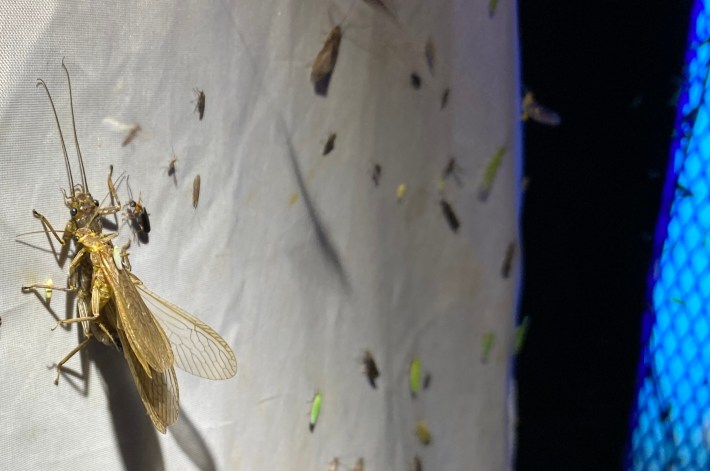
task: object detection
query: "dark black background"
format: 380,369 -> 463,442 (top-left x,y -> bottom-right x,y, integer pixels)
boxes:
516,1 -> 693,469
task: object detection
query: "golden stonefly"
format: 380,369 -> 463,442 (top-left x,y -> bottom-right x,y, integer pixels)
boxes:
22,59 -> 237,433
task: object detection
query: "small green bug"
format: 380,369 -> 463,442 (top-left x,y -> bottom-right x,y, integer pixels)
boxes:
478,146 -> 506,202
481,332 -> 495,363
310,391 -> 322,432
409,357 -> 421,398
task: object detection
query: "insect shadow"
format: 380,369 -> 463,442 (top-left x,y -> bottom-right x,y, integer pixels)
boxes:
171,407 -> 218,471
89,340 -> 165,471
280,119 -> 350,292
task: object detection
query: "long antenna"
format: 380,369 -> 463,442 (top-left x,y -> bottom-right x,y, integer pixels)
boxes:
36,78 -> 75,196
61,58 -> 89,193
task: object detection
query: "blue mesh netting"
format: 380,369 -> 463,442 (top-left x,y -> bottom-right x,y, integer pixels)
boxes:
627,1 -> 710,469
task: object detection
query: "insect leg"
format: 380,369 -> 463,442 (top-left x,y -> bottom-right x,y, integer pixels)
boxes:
107,165 -> 122,208
21,282 -> 75,293
51,316 -> 97,331
31,210 -> 67,246
53,335 -> 92,385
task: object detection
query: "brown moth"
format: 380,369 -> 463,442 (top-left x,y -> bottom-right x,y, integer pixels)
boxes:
193,174 -> 201,209
311,26 -> 342,96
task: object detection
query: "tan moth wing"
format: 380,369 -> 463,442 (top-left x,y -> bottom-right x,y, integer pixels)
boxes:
136,284 -> 237,380
310,26 -> 342,85
117,326 -> 179,433
96,250 -> 174,376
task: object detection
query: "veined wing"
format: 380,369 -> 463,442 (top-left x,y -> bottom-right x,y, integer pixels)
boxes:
97,249 -> 174,375
117,327 -> 179,434
136,284 -> 237,380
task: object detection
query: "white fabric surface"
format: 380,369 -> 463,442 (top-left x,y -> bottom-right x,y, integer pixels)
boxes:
0,0 -> 521,469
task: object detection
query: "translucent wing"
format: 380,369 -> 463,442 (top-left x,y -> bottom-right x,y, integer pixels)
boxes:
117,327 -> 179,434
137,284 -> 237,380
97,250 -> 174,375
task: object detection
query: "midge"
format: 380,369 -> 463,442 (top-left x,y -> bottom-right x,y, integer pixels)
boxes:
22,61 -> 237,433
193,88 -> 205,120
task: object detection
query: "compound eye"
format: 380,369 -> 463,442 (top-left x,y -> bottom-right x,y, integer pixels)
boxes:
70,208 -> 78,216
94,199 -> 100,206
129,201 -> 136,208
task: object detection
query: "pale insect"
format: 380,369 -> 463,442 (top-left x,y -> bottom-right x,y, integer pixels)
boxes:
411,456 -> 423,471
193,174 -> 201,209
22,59 -> 123,348
66,225 -> 236,432
328,457 -> 340,471
353,457 -> 365,471
44,278 -> 54,303
122,124 -> 141,147
521,91 -> 561,127
415,420 -> 432,445
22,61 -> 237,433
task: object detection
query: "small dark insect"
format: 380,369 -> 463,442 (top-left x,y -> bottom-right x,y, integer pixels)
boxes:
323,132 -> 336,155
311,26 -> 343,96
371,163 -> 382,186
441,88 -> 450,109
440,199 -> 460,232
501,242 -> 516,278
166,153 -> 178,186
193,88 -> 205,120
424,39 -> 435,74
442,157 -> 463,186
124,180 -> 150,243
128,199 -> 151,234
423,372 -> 431,390
411,456 -> 423,471
362,350 -> 380,388
676,183 -> 693,197
410,73 -> 422,90
122,124 -> 141,147
661,405 -> 671,422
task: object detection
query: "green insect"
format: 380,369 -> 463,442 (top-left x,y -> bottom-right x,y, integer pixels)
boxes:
310,391 -> 322,432
415,420 -> 432,445
481,332 -> 495,363
488,0 -> 500,17
409,357 -> 422,398
515,316 -> 530,355
478,146 -> 506,202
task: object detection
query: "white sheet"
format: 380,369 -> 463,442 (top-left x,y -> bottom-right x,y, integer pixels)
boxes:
0,0 -> 521,469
